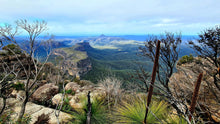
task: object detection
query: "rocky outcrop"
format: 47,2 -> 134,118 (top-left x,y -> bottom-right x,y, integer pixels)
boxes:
169,57 -> 220,122
0,98 -> 72,124
32,83 -> 59,103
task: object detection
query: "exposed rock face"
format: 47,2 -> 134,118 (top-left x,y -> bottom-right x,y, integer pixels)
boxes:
32,83 -> 59,103
169,57 -> 220,122
51,42 -> 92,77
77,57 -> 92,76
1,98 -> 72,124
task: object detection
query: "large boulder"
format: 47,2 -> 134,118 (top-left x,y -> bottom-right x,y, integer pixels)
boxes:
65,82 -> 81,92
69,92 -> 87,109
32,83 -> 59,103
11,90 -> 25,100
68,88 -> 107,109
51,93 -> 73,105
1,98 -> 72,124
90,89 -> 106,102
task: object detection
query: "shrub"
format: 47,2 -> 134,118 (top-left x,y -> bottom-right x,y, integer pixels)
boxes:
61,89 -> 75,96
56,97 -> 73,113
12,82 -> 25,91
2,44 -> 22,55
18,114 -> 32,124
177,54 -> 194,65
98,76 -> 123,108
0,111 -> 14,123
0,111 -> 31,124
62,97 -> 73,113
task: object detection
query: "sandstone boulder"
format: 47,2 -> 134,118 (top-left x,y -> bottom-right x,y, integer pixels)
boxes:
52,93 -> 74,105
2,98 -> 72,124
65,82 -> 80,92
32,83 -> 59,103
69,92 -> 87,109
11,90 -> 25,100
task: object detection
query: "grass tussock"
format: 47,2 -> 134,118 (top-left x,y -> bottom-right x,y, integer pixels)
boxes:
111,95 -> 168,124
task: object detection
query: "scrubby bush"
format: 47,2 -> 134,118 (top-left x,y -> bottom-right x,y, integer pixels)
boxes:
12,82 -> 25,91
61,89 -> 75,96
0,111 -> 31,124
0,111 -> 14,123
177,54 -> 194,65
2,44 -> 22,55
98,76 -> 123,108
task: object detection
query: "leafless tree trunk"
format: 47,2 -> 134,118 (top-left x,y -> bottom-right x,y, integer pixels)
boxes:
16,20 -> 53,123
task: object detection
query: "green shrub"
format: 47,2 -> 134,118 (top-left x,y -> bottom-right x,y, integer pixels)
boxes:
2,44 -> 22,55
112,96 -> 168,123
12,82 -> 25,91
61,89 -> 75,96
0,111 -> 31,124
0,111 -> 14,123
17,114 -> 32,124
56,97 -> 73,113
65,89 -> 72,94
177,54 -> 194,65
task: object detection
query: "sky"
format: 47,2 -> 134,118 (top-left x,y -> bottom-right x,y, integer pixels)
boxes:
0,0 -> 219,36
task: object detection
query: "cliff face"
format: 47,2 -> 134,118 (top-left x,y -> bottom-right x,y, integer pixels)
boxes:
169,57 -> 220,122
51,42 -> 92,77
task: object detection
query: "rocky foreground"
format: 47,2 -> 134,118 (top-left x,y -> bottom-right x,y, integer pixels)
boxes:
1,80 -> 107,123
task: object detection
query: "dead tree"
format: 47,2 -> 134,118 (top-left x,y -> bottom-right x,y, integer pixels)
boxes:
144,40 -> 160,124
0,19 -> 53,123
139,32 -> 184,114
189,26 -> 220,92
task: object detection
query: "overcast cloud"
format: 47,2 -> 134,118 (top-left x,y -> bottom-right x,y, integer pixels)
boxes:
0,0 -> 219,35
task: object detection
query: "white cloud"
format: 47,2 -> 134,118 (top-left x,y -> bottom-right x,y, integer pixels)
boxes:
0,0 -> 219,35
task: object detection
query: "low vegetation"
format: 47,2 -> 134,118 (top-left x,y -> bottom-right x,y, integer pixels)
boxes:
177,54 -> 194,65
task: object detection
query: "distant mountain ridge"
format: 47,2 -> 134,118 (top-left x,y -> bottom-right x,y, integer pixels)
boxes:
49,42 -> 92,77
